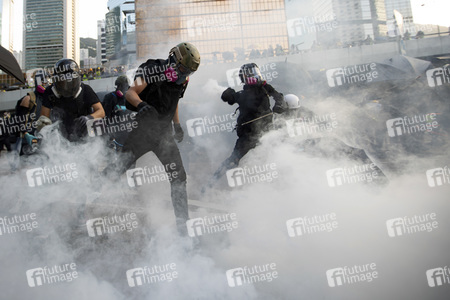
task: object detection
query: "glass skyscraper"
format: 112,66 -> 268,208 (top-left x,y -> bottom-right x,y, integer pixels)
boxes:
24,0 -> 78,71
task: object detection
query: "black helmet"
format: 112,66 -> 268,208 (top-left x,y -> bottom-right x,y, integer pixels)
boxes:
115,75 -> 129,92
53,58 -> 81,98
239,63 -> 263,85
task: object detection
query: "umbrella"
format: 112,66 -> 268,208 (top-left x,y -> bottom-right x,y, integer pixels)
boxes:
372,55 -> 432,82
0,45 -> 25,83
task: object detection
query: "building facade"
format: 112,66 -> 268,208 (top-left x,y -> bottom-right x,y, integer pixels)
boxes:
23,0 -> 79,71
97,20 -> 107,65
313,0 -> 387,46
384,0 -> 414,34
135,0 -> 289,64
0,0 -> 14,52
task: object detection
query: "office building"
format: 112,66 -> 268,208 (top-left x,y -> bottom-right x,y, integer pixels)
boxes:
24,0 -> 79,70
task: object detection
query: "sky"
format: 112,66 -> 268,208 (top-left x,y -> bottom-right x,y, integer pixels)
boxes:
11,0 -> 450,52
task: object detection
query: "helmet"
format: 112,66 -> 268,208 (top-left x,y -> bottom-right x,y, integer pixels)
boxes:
53,58 -> 81,98
239,63 -> 263,85
169,42 -> 200,76
284,94 -> 300,109
115,75 -> 129,93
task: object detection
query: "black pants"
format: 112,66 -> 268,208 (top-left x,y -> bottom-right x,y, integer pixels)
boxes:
213,118 -> 271,180
105,114 -> 188,235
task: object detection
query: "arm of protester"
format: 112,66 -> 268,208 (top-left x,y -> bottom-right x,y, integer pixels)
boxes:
126,80 -> 148,108
90,103 -> 105,119
173,105 -> 180,124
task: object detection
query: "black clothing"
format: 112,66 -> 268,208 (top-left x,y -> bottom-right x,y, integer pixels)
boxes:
214,83 -> 284,179
42,83 -> 100,140
102,92 -> 126,119
127,59 -> 188,130
107,58 -> 189,235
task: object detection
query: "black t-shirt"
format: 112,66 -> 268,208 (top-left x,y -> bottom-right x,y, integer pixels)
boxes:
133,59 -> 188,126
42,83 -> 99,136
232,83 -> 283,126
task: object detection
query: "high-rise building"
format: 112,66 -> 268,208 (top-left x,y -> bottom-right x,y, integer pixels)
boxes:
97,20 -> 107,65
24,0 -> 79,71
105,0 -> 136,66
0,0 -> 14,52
135,0 -> 289,63
384,0 -> 414,34
313,0 -> 387,46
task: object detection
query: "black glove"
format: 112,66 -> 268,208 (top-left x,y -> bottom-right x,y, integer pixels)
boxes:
137,101 -> 152,113
73,115 -> 94,136
221,87 -> 236,104
173,123 -> 184,143
272,104 -> 285,114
